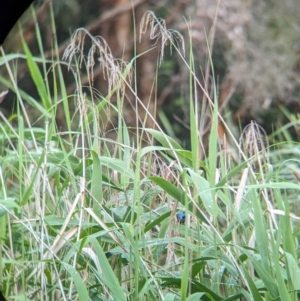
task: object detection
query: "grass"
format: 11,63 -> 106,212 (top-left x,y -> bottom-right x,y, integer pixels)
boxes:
0,5 -> 300,301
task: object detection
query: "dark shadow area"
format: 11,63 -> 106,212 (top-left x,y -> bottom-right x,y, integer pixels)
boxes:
0,0 -> 35,45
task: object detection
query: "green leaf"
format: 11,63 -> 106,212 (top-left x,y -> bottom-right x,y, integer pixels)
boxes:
249,189 -> 271,273
87,98 -> 108,123
191,261 -> 206,277
22,39 -> 52,111
140,146 -> 172,157
241,266 -> 264,301
216,161 -> 248,188
89,237 -> 126,301
146,129 -> 198,167
286,252 -> 300,290
62,262 -> 89,301
160,277 -> 223,301
144,211 -> 171,233
145,129 -> 191,165
145,129 -> 182,150
270,234 -> 291,301
0,53 -> 54,65
149,176 -> 208,223
243,249 -> 279,299
0,76 -> 52,118
91,151 -> 103,218
148,176 -> 185,201
188,168 -> 224,217
100,156 -> 135,179
0,198 -> 19,210
186,293 -> 205,301
91,150 -> 102,204
163,293 -> 177,301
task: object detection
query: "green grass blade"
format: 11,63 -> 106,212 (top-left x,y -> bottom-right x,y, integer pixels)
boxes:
146,128 -> 182,149
270,228 -> 291,301
62,262 -> 89,301
89,237 -> 126,301
22,38 -> 52,112
91,151 -> 102,216
188,168 -> 223,217
285,252 -> 300,291
100,156 -> 135,179
243,248 -> 279,299
148,176 -> 185,202
149,176 -> 208,223
241,266 -> 264,301
249,189 -> 271,273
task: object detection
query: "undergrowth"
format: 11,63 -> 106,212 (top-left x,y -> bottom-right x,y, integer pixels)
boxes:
0,4 -> 300,301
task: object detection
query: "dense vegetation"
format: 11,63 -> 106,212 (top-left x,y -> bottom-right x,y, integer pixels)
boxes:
0,2 -> 300,301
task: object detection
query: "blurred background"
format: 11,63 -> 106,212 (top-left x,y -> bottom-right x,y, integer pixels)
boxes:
1,0 -> 300,145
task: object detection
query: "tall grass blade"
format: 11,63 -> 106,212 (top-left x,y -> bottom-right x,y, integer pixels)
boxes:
62,262 -> 89,301
91,151 -> 102,216
89,237 -> 126,301
22,38 -> 52,112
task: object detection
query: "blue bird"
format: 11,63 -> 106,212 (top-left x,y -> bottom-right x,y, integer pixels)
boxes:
176,212 -> 186,224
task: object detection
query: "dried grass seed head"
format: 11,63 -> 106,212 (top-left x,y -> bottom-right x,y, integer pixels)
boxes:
140,11 -> 185,66
63,28 -> 132,92
240,120 -> 269,163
